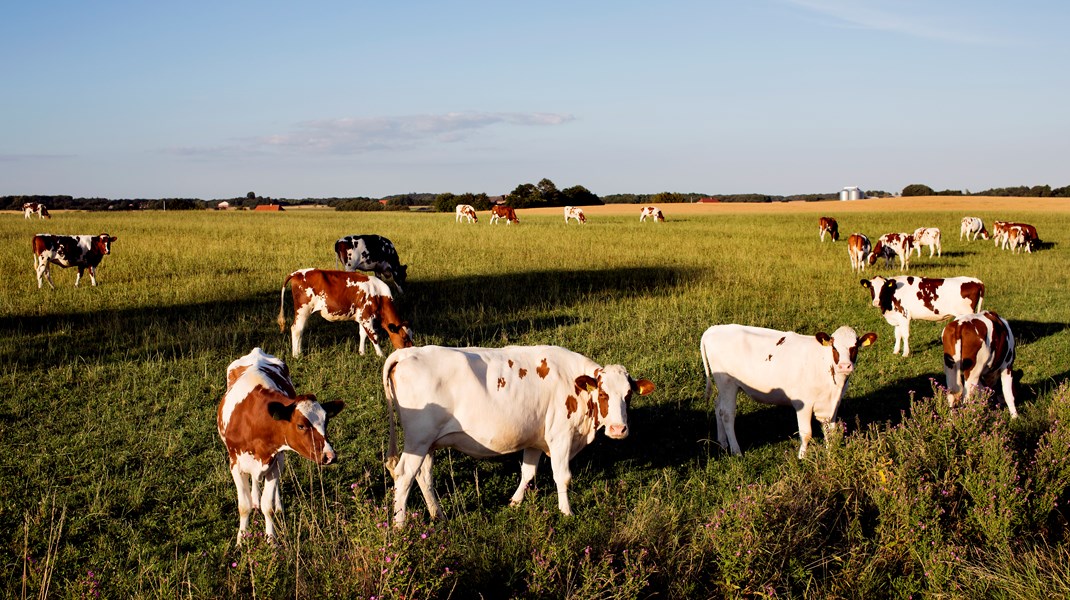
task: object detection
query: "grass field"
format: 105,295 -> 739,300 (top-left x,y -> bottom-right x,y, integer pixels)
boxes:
2,199 -> 1069,598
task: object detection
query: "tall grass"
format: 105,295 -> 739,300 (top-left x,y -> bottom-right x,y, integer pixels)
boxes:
1,206 -> 1068,598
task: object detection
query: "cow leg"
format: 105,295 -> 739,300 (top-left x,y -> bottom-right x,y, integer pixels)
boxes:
358,321 -> 383,357
75,267 -> 84,287
714,378 -> 741,455
290,306 -> 312,357
414,453 -> 443,520
87,266 -> 98,286
36,259 -> 54,289
547,440 -> 574,516
230,466 -> 254,544
260,456 -> 284,538
899,321 -> 911,356
510,448 -> 541,506
390,450 -> 428,527
999,368 -> 1018,418
794,403 -> 815,458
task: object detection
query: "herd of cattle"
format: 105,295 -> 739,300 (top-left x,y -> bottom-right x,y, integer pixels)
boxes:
20,204 -> 1033,541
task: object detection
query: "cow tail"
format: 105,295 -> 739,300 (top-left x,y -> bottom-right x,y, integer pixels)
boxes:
278,272 -> 295,332
381,354 -> 401,476
976,282 -> 985,312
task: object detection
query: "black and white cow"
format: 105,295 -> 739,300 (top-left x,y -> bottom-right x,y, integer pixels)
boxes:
32,233 -> 117,288
334,234 -> 408,292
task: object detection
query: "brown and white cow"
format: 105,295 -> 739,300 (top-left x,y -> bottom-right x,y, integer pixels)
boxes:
991,221 -> 1010,247
860,275 -> 984,356
701,324 -> 877,458
819,216 -> 839,242
640,206 -> 665,222
217,347 -> 344,542
278,269 -> 413,357
489,205 -> 520,224
32,233 -> 117,289
942,311 -> 1017,417
564,206 -> 587,224
23,202 -> 51,219
912,227 -> 942,257
847,233 -> 871,273
455,204 -> 478,223
868,233 -> 914,270
999,222 -> 1039,253
381,345 -> 654,526
960,216 -> 989,241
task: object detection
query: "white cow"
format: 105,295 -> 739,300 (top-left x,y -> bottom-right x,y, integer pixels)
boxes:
701,325 -> 877,458
455,204 -> 478,223
960,217 -> 989,241
381,345 -> 654,526
639,206 -> 664,222
912,227 -> 942,257
941,311 -> 1018,417
564,206 -> 587,224
860,275 -> 984,357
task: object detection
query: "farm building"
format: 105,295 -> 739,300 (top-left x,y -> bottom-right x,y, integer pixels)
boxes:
253,203 -> 285,212
840,186 -> 864,201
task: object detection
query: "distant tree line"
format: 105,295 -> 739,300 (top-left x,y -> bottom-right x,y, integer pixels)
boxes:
504,178 -> 601,209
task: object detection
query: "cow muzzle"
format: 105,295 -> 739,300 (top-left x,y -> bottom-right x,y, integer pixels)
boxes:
320,446 -> 337,465
835,364 -> 855,375
606,424 -> 629,439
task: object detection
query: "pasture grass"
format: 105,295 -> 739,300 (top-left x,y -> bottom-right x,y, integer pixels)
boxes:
2,206 -> 1069,598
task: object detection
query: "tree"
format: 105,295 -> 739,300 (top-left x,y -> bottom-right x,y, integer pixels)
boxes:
247,191 -> 256,199
507,183 -> 540,208
537,178 -> 561,205
561,185 -> 602,206
902,184 -> 934,197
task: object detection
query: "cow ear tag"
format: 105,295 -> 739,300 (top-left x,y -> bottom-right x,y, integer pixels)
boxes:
816,332 -> 833,346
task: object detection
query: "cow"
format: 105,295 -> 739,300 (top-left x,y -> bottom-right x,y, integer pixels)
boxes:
868,233 -> 914,270
32,233 -> 117,289
847,233 -> 871,273
960,217 -> 989,241
278,269 -> 413,358
701,324 -> 877,458
217,347 -> 344,543
999,222 -> 1039,252
941,311 -> 1018,417
455,204 -> 478,223
912,227 -> 942,258
334,234 -> 408,293
640,206 -> 665,222
819,216 -> 839,242
564,206 -> 587,224
490,205 -> 520,224
991,221 -> 1010,247
23,202 -> 51,219
860,275 -> 984,357
381,345 -> 654,526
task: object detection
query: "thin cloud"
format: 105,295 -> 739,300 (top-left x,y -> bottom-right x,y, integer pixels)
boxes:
786,0 -> 1000,45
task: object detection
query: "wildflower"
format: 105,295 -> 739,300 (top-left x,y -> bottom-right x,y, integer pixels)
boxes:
231,562 -> 237,568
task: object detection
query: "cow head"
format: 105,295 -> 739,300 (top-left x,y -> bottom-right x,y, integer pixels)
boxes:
394,264 -> 408,286
816,326 -> 877,376
859,277 -> 892,308
267,395 -> 345,465
385,321 -> 414,349
95,234 -> 117,255
575,365 -> 654,439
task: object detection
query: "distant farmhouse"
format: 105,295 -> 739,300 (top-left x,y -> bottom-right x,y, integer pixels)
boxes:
253,203 -> 285,212
839,186 -> 864,201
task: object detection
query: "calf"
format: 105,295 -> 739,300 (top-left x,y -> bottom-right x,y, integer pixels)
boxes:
23,202 -> 51,219
640,206 -> 665,222
455,204 -> 478,223
960,216 -> 989,241
217,347 -> 344,542
382,345 -> 653,526
860,275 -> 984,356
490,205 -> 520,224
847,233 -> 871,273
278,269 -> 413,357
941,311 -> 1018,417
564,206 -> 587,224
912,227 -> 942,257
701,324 -> 877,458
32,233 -> 117,289
819,216 -> 839,242
334,234 -> 408,292
868,233 -> 913,270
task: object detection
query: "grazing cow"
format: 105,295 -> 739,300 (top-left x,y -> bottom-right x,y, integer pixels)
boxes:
278,269 -> 413,357
701,324 -> 877,458
334,234 -> 408,292
819,216 -> 840,242
942,311 -> 1018,417
999,222 -> 1039,252
868,233 -> 914,270
960,217 -> 989,241
860,275 -> 984,357
217,347 -> 344,542
455,204 -> 478,223
564,206 -> 587,224
640,206 -> 665,222
23,202 -> 51,219
912,227 -> 942,257
847,233 -> 872,273
381,345 -> 654,526
32,233 -> 117,289
991,221 -> 1010,247
490,205 -> 520,224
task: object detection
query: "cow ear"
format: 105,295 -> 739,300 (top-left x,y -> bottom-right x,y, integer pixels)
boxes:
298,393 -> 317,403
321,400 -> 345,418
859,279 -> 870,288
268,401 -> 297,422
859,332 -> 878,347
883,280 -> 896,290
574,375 -> 598,393
387,323 -> 401,334
109,236 -> 118,242
633,379 -> 656,395
816,332 -> 833,346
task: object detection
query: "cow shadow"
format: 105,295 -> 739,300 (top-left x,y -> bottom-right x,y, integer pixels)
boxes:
1010,320 -> 1070,343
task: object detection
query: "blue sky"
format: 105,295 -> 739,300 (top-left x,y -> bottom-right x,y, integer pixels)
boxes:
2,0 -> 1068,199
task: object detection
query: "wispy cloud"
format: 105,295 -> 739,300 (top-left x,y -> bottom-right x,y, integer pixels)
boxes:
168,111 -> 576,157
785,0 -> 999,45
